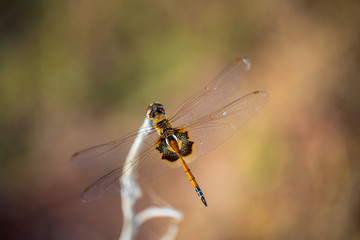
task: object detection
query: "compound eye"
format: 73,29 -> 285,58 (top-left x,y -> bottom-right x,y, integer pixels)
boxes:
158,106 -> 165,114
146,105 -> 155,119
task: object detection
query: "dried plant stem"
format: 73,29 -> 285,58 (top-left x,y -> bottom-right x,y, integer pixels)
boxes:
119,118 -> 183,240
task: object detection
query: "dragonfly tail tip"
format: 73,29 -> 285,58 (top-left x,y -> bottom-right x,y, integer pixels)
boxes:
201,197 -> 208,207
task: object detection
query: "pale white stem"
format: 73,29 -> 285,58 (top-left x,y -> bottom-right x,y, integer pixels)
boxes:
136,207 -> 183,240
119,118 -> 183,240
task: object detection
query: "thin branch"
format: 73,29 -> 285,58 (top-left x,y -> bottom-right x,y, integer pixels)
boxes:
119,118 -> 183,240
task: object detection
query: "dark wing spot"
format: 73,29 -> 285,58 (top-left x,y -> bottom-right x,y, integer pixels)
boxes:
156,136 -> 179,162
155,129 -> 194,163
181,140 -> 193,157
175,129 -> 193,157
162,149 -> 179,162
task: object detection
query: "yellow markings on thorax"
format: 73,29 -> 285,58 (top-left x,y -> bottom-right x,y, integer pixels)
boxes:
152,115 -> 168,133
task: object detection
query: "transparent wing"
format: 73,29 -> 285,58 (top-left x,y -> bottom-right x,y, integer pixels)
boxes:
70,126 -> 158,169
78,91 -> 268,202
73,57 -> 265,202
168,57 -> 251,127
180,91 -> 269,164
80,141 -> 183,202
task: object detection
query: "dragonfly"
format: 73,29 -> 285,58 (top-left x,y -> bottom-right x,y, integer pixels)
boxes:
70,57 -> 269,207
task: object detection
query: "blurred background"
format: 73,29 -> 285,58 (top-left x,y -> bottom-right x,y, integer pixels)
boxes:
1,0 -> 360,239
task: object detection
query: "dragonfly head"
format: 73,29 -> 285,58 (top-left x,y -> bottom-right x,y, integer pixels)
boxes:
146,103 -> 166,120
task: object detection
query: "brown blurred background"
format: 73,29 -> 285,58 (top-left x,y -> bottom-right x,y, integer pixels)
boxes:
1,0 -> 360,239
